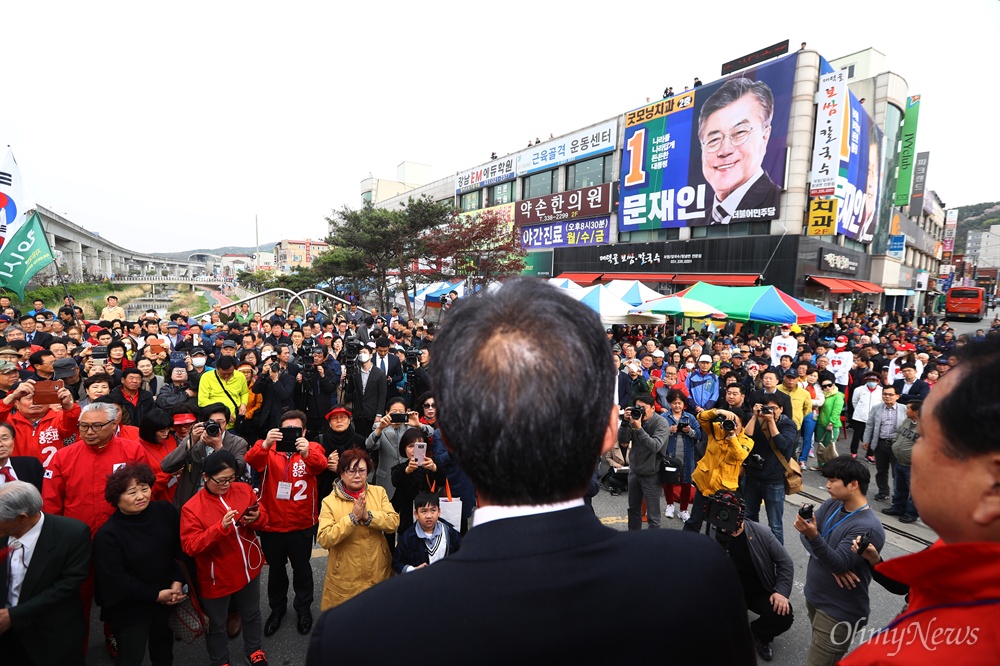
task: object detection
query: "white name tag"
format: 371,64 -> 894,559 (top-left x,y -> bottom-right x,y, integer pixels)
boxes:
276,481 -> 293,500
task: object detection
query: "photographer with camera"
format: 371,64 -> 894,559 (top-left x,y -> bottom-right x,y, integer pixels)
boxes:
684,407 -> 752,533
661,389 -> 701,521
743,397 -> 797,544
160,402 -> 249,509
297,346 -> 341,438
713,492 -> 795,662
618,394 -> 670,530
252,346 -> 299,435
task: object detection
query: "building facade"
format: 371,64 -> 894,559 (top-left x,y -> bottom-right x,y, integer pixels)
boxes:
273,239 -> 329,273
364,46 -> 944,316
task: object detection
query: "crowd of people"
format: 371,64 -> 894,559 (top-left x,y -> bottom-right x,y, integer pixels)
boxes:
0,292 -> 454,666
0,286 -> 997,666
605,306 -> 998,663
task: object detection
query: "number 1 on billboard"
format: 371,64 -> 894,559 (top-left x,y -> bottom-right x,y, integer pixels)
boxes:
624,129 -> 647,187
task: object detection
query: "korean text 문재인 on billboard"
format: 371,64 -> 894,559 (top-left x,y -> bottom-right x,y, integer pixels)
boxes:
834,91 -> 882,243
618,53 -> 797,231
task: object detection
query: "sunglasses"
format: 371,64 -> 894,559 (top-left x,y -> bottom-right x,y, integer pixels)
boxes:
821,384 -> 834,389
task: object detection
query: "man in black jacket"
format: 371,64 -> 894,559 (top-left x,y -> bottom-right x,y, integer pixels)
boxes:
308,279 -> 755,665
892,362 -> 930,405
743,395 -> 798,544
721,504 -> 796,662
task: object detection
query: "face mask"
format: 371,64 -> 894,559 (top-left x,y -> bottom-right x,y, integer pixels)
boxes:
866,381 -> 878,389
358,353 -> 370,364
685,362 -> 695,370
192,357 -> 206,368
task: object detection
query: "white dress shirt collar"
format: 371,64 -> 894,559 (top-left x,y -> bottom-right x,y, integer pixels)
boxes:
473,498 -> 585,527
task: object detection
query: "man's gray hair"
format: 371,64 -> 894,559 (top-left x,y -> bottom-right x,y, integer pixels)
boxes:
81,401 -> 119,420
0,480 -> 43,521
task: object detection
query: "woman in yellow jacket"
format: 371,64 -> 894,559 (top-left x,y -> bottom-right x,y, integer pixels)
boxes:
317,447 -> 399,610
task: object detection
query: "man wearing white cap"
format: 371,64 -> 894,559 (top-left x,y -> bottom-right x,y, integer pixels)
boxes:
825,335 -> 854,394
685,355 -> 720,415
769,324 -> 796,363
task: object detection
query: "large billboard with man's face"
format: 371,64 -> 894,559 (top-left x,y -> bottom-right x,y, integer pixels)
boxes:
618,53 -> 797,231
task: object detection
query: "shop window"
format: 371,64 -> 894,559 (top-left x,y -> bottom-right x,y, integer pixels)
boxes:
460,191 -> 481,212
619,228 -> 680,243
523,170 -> 556,199
567,155 -> 613,189
491,182 -> 513,205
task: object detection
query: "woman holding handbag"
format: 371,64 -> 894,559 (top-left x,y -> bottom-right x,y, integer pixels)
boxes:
798,368 -> 825,465
813,381 -> 845,470
93,463 -> 186,666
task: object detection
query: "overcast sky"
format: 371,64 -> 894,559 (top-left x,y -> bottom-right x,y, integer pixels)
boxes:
2,0 -> 998,254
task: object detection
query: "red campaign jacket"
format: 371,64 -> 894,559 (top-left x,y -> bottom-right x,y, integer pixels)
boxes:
245,440 -> 327,533
42,436 -> 148,536
180,482 -> 269,599
839,540 -> 1000,665
0,401 -> 81,467
138,436 -> 180,503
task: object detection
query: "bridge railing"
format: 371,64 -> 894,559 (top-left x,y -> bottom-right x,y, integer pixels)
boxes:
193,288 -> 354,321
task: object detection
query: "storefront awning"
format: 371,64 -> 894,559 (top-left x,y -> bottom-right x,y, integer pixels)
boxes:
671,273 -> 761,286
845,280 -> 885,294
599,272 -> 676,282
556,272 -> 604,285
807,276 -> 856,294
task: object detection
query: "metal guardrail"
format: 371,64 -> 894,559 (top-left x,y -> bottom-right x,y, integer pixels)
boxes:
192,287 -> 354,321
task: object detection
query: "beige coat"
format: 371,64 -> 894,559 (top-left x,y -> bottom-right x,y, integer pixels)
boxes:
317,480 -> 399,610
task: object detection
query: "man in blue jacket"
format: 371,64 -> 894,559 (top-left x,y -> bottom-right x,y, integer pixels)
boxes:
686,354 -> 719,414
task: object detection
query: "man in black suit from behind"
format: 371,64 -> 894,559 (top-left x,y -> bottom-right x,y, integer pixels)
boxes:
0,481 -> 91,666
308,279 -> 755,665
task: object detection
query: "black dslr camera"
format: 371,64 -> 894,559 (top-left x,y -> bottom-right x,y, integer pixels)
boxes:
706,490 -> 745,535
744,453 -> 765,470
760,405 -> 773,416
713,414 -> 736,432
628,406 -> 645,421
201,420 -> 222,437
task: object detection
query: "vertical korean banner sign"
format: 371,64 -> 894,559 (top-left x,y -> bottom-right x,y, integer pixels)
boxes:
834,92 -> 882,243
0,213 -> 55,299
893,95 -> 921,206
809,70 -> 846,197
618,53 -> 797,231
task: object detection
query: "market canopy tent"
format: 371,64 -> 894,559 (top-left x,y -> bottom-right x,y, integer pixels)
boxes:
644,295 -> 728,319
547,277 -> 584,290
673,282 -> 832,324
562,284 -> 665,324
603,279 -> 664,307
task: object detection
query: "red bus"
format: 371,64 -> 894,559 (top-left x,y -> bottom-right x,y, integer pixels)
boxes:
945,286 -> 986,321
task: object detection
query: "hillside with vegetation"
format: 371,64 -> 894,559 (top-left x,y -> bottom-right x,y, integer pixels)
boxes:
954,200 -> 1000,254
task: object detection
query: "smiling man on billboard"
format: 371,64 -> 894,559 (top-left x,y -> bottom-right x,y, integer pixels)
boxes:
698,78 -> 782,225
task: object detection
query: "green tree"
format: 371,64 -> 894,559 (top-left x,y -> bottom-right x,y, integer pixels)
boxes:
422,207 -> 526,299
322,197 -> 452,319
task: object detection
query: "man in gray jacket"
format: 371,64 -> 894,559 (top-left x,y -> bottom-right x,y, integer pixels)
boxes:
722,508 -> 795,662
861,385 -> 907,501
883,399 -> 921,523
160,402 -> 249,509
619,393 -> 670,530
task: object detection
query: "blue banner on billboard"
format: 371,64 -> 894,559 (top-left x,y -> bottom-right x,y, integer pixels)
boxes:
521,215 -> 610,250
618,53 -> 797,231
835,91 -> 882,243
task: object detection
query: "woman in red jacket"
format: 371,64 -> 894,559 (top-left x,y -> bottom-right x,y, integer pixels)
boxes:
180,450 -> 269,666
137,410 -> 179,502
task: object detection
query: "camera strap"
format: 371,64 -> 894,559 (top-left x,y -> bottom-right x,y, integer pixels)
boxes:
215,371 -> 241,417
